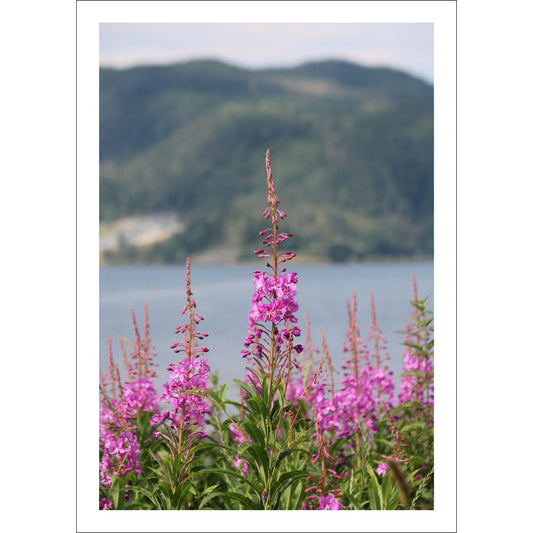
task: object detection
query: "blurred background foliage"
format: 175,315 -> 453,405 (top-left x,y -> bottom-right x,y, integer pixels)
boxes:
99,59 -> 433,264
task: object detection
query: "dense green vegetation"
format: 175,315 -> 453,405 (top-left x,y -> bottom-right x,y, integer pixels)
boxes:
100,59 -> 433,263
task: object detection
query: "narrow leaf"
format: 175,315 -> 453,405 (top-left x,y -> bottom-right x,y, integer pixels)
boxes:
245,444 -> 271,483
219,382 -> 228,402
244,420 -> 265,447
128,485 -> 162,510
400,370 -> 425,378
400,421 -> 426,433
219,491 -> 258,510
201,468 -> 263,498
247,396 -> 268,419
392,400 -> 422,415
271,469 -> 308,496
275,448 -> 295,468
403,342 -> 423,351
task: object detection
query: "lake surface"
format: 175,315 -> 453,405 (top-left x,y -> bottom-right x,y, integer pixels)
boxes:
100,261 -> 433,400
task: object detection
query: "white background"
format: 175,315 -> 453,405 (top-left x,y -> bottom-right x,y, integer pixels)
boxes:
2,1 -> 531,532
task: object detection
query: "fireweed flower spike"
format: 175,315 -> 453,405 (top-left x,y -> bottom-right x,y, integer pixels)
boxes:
234,150 -> 310,510
129,302 -> 158,381
99,306 -> 160,502
152,257 -> 211,453
398,275 -> 434,419
304,403 -> 343,510
242,149 -> 303,385
99,341 -> 143,488
366,292 -> 395,409
117,305 -> 160,421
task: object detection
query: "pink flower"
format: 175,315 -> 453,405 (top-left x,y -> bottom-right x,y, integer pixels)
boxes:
229,423 -> 247,445
232,454 -> 249,475
157,358 -> 211,430
99,430 -> 141,487
376,463 -> 388,476
99,498 -> 112,510
318,494 -> 342,510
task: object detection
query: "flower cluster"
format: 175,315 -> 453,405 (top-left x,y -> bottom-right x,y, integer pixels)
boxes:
99,498 -> 112,510
398,276 -> 434,415
152,258 -> 211,444
307,363 -> 382,439
398,346 -> 434,407
99,374 -> 159,490
122,377 -> 160,418
99,306 -> 160,498
318,494 -> 343,510
306,292 -> 396,440
241,271 -> 302,358
153,357 -> 210,432
99,427 -> 141,487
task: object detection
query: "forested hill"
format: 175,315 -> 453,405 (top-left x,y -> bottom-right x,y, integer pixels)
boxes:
100,59 -> 433,264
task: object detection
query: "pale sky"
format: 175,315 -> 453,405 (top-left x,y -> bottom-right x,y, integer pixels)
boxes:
100,23 -> 434,83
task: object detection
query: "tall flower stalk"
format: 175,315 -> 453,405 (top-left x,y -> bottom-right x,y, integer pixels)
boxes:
152,257 -> 211,455
235,149 -> 308,510
241,149 -> 302,398
99,305 -> 159,509
398,275 -> 434,423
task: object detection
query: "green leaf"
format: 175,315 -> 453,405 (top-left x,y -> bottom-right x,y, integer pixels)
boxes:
260,374 -> 271,406
128,485 -> 162,509
245,444 -> 271,484
289,429 -> 315,450
381,472 -> 400,510
217,491 -> 259,510
271,469 -> 308,497
244,420 -> 266,447
157,480 -> 173,500
247,396 -> 268,419
400,421 -> 426,433
283,478 -> 304,510
201,468 -> 263,498
236,376 -> 260,398
270,399 -> 281,424
223,399 -> 250,412
219,382 -> 228,402
367,477 -> 378,510
375,438 -> 394,448
199,491 -> 223,510
202,483 -> 220,496
176,487 -> 192,509
329,437 -> 347,455
403,342 -> 423,351
275,448 -> 295,468
400,370 -> 425,378
392,400 -> 422,415
366,465 -> 384,510
109,480 -> 120,509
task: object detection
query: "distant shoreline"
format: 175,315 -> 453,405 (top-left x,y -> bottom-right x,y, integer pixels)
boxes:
99,252 -> 434,269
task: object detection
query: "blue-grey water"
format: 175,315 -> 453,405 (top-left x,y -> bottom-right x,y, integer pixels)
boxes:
99,261 -> 433,400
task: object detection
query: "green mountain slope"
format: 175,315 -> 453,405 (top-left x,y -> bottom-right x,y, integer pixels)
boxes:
100,59 -> 433,264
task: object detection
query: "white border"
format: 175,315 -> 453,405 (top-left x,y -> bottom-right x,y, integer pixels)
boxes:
77,2 -> 456,532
